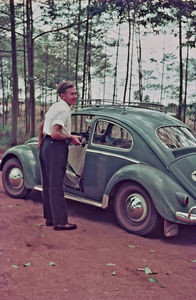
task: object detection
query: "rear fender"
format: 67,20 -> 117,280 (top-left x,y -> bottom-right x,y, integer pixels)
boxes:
0,145 -> 41,189
105,164 -> 193,223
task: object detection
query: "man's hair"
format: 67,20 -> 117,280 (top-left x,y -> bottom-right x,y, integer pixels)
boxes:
57,81 -> 74,96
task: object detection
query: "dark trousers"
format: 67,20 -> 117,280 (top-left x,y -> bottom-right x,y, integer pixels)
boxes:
39,135 -> 69,225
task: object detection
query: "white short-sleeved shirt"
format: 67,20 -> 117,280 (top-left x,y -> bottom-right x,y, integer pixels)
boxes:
43,100 -> 71,136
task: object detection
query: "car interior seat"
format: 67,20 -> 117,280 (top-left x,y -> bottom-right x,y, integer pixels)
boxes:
64,144 -> 88,189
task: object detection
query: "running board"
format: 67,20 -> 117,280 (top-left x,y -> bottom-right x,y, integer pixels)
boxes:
34,185 -> 108,209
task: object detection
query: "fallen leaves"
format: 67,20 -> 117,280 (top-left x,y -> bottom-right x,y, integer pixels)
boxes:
11,263 -> 31,269
137,265 -> 160,285
8,203 -> 21,208
137,265 -> 158,275
148,276 -> 158,283
106,263 -> 116,266
189,259 -> 196,263
11,261 -> 57,268
11,265 -> 19,269
23,262 -> 31,267
106,262 -> 117,277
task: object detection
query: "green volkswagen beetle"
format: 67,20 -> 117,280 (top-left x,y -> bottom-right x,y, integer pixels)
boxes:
1,102 -> 196,237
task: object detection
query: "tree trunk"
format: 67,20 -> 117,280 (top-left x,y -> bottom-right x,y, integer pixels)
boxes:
75,0 -> 81,102
44,46 -> 49,111
81,0 -> 90,102
0,56 -> 6,127
136,24 -> 143,102
22,0 -> 29,134
66,1 -> 70,76
183,40 -> 189,123
128,17 -> 135,104
123,5 -> 131,104
160,31 -> 166,104
177,15 -> 183,121
102,52 -> 107,100
113,24 -> 120,103
10,0 -> 18,146
87,18 -> 92,101
26,0 -> 35,137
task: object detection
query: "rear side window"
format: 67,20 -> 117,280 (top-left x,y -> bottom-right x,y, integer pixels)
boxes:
92,120 -> 133,149
156,126 -> 196,149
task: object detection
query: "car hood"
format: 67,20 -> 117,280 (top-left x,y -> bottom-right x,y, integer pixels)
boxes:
169,153 -> 196,198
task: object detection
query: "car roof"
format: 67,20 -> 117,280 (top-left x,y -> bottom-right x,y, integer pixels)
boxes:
73,105 -> 184,131
73,104 -> 193,167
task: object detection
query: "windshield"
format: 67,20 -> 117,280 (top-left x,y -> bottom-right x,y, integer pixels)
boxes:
156,126 -> 196,149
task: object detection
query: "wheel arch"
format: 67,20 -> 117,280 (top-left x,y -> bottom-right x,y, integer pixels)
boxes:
104,164 -> 186,223
108,178 -> 148,203
1,146 -> 41,189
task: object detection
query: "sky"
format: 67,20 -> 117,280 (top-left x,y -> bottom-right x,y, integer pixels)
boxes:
92,22 -> 196,106
29,0 -> 195,106
1,1 -> 195,106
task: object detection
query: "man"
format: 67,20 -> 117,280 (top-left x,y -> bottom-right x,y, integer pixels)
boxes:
38,81 -> 82,230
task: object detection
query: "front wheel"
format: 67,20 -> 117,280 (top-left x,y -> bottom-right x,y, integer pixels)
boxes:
114,183 -> 160,236
2,158 -> 31,198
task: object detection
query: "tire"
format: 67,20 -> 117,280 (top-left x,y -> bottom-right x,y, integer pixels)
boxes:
2,158 -> 31,198
114,182 -> 160,236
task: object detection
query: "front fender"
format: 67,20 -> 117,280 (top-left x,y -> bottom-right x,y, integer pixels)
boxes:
0,144 -> 41,189
105,164 -> 194,223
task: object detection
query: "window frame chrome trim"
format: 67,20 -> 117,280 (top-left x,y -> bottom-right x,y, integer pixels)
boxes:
86,148 -> 140,164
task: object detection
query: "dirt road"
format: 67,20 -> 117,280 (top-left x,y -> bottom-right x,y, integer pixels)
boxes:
0,174 -> 196,300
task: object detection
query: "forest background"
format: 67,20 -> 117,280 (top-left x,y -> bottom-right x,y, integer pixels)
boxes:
0,0 -> 195,148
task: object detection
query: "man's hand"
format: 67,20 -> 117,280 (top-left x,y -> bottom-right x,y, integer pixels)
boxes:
51,125 -> 82,145
70,135 -> 82,145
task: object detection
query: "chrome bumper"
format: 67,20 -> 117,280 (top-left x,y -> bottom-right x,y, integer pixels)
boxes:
176,206 -> 196,223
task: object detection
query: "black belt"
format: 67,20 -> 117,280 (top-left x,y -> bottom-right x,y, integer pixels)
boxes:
45,135 -> 70,145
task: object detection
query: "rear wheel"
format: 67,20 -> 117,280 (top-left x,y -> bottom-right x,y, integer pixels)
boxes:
114,182 -> 160,236
2,158 -> 30,198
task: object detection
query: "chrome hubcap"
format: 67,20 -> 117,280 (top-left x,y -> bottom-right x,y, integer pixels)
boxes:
8,167 -> 24,189
126,193 -> 147,223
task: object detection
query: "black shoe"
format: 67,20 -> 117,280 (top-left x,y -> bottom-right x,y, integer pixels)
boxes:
46,219 -> 53,226
53,223 -> 77,231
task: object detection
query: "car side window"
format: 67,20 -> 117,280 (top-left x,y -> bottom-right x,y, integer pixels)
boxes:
93,120 -> 133,149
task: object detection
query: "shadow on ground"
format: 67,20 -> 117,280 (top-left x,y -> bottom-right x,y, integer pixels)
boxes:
27,189 -> 196,245
27,189 -> 117,227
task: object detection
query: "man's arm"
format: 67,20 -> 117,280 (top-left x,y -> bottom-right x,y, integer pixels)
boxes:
38,120 -> 45,148
51,124 -> 82,145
